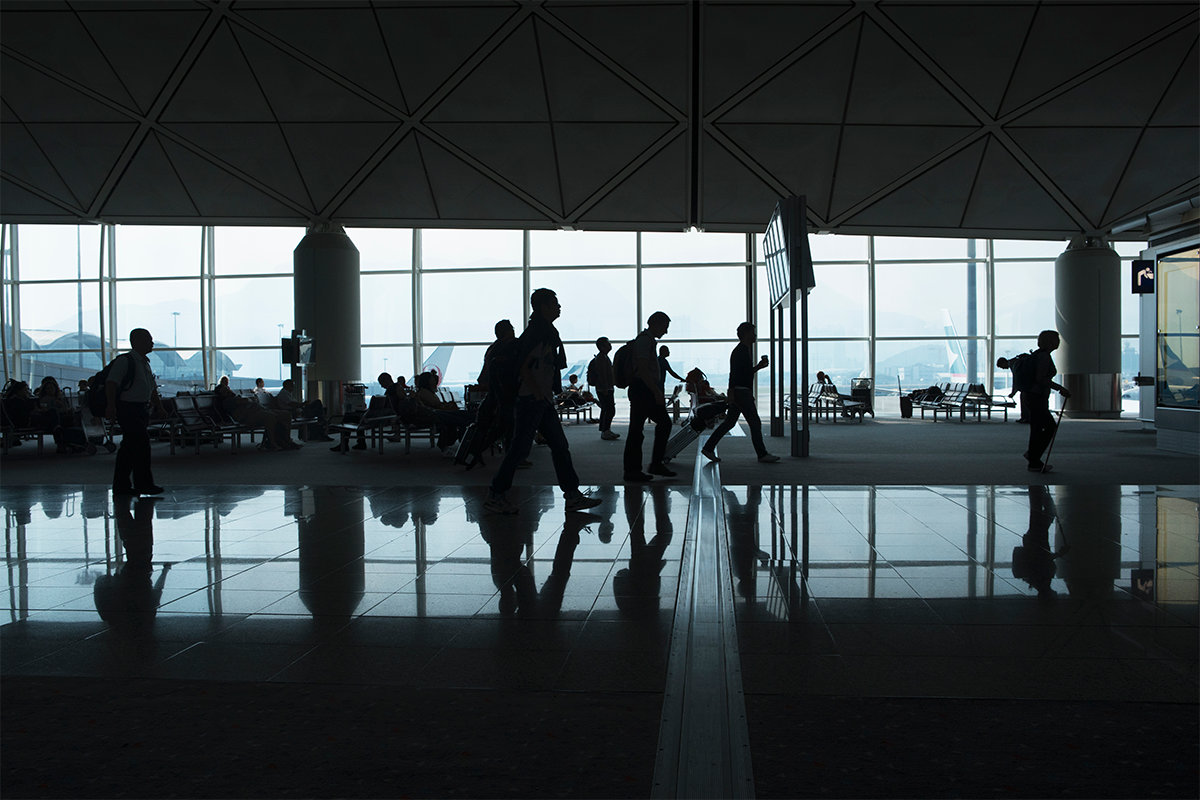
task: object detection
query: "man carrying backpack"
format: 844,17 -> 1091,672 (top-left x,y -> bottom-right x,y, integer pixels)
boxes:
997,353 -> 1033,423
105,328 -> 164,496
623,311 -> 674,482
483,289 -> 602,516
1024,330 -> 1072,473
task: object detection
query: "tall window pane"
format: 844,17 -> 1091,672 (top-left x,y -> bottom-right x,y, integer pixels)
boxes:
118,226 -> 201,278
114,279 -> 202,349
348,227 -> 413,271
362,274 -> 413,345
422,271 -> 522,344
530,230 -> 636,266
18,282 -> 104,378
994,262 -> 1055,337
215,276 -> 294,346
641,232 -> 746,264
642,266 -> 745,339
14,224 -> 102,281
876,263 -> 988,340
422,229 -> 522,270
214,227 -> 301,275
527,268 -> 637,344
810,263 -> 869,338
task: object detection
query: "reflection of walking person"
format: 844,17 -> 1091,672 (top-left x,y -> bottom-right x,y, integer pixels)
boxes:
1024,330 -> 1071,473
701,323 -> 779,464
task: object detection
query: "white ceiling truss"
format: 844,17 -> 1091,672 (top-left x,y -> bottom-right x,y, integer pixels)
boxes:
1,0 -> 1197,239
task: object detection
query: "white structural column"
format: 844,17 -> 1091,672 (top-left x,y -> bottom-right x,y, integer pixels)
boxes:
294,225 -> 361,412
1055,237 -> 1122,418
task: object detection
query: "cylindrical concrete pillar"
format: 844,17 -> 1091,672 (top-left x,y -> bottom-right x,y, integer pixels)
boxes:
1055,237 -> 1121,418
294,226 -> 360,415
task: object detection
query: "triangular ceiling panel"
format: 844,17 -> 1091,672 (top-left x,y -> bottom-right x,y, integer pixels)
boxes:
101,133 -> 198,217
701,1 -> 853,113
280,122 -> 401,213
159,136 -> 301,219
425,122 -> 561,215
700,135 -> 788,226
716,123 -> 842,220
232,26 -> 398,123
830,126 -> 977,218
161,123 -> 312,209
77,8 -> 208,115
1008,127 -> 1143,224
0,55 -> 132,122
235,6 -> 408,113
579,136 -> 688,227
880,2 -> 1035,119
845,138 -> 987,228
332,133 -> 438,220
720,21 -> 860,124
1150,38 -> 1200,126
1000,2 -> 1197,117
0,123 -> 78,207
1009,27 -> 1196,126
377,4 -> 516,112
0,10 -> 137,112
425,18 -> 548,123
0,178 -> 74,218
537,19 -> 672,123
1,99 -> 17,124
1105,128 -> 1200,225
846,18 -> 978,125
24,123 -> 137,211
159,20 -> 275,122
546,1 -> 691,111
554,122 -> 678,213
418,134 -> 550,223
961,137 -> 1079,232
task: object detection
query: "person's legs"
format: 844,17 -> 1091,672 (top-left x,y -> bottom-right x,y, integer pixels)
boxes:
732,388 -> 769,458
648,401 -> 672,468
703,405 -> 741,455
491,396 -> 543,496
624,386 -> 651,473
115,402 -> 153,489
536,408 -> 580,494
1026,395 -> 1054,465
597,389 -> 615,432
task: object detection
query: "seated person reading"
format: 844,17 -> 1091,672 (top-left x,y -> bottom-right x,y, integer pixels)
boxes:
275,379 -> 332,441
415,371 -> 475,453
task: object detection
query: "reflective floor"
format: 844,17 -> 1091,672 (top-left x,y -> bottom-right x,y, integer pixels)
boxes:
3,482 -> 1195,703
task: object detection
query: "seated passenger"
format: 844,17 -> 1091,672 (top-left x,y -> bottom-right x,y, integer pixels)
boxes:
331,372 -> 398,452
216,378 -> 299,451
34,377 -> 73,452
251,377 -> 275,407
556,374 -> 594,408
415,371 -> 475,453
275,379 -> 332,441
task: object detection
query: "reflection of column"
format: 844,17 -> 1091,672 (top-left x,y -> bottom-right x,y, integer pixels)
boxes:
294,226 -> 361,416
1055,238 -> 1121,418
1054,486 -> 1122,599
298,488 -> 365,620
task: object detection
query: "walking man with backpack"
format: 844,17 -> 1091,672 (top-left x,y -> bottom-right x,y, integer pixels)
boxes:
483,288 -> 602,515
623,311 -> 675,482
1024,330 -> 1072,473
104,328 -> 164,496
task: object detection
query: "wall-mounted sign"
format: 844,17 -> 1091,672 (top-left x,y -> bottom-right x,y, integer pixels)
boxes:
1132,259 -> 1155,294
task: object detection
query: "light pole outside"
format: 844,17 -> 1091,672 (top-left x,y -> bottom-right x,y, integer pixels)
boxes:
172,311 -> 180,378
277,324 -> 284,381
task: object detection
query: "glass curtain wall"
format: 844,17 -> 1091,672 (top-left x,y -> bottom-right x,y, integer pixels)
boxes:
2,223 -> 1145,415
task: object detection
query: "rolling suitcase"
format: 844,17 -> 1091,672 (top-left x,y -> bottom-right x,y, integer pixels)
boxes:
661,401 -> 727,463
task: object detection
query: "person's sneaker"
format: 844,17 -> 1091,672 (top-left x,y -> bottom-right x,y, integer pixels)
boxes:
1027,461 -> 1045,472
134,485 -> 165,495
624,471 -> 654,482
517,459 -> 533,469
564,492 -> 602,513
352,442 -> 367,451
600,430 -> 620,441
758,453 -> 780,463
647,463 -> 676,477
700,448 -> 720,463
259,442 -> 281,451
484,492 -> 518,515
112,485 -> 137,497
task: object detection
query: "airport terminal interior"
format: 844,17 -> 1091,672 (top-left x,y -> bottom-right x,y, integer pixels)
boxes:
2,1 -> 1198,798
